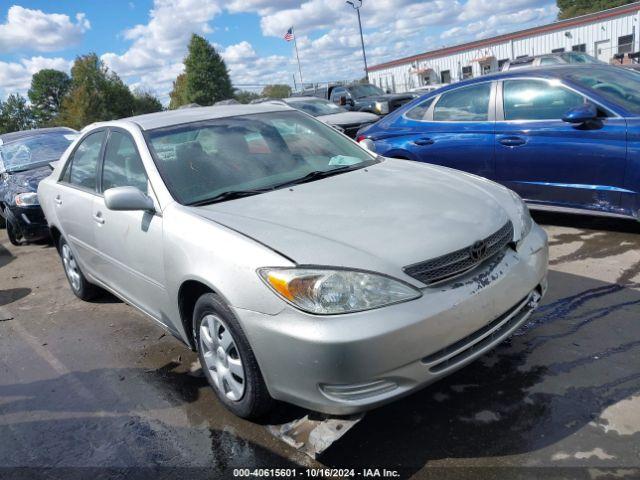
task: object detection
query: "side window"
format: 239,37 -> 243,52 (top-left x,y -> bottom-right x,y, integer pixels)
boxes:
503,79 -> 585,121
66,131 -> 105,191
405,97 -> 435,120
330,88 -> 344,102
102,131 -> 149,193
433,83 -> 491,121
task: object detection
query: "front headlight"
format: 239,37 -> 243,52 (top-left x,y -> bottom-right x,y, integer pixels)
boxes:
15,192 -> 39,206
258,267 -> 421,315
374,101 -> 389,115
509,190 -> 532,244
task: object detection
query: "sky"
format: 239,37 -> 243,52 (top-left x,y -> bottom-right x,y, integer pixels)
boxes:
0,0 -> 559,103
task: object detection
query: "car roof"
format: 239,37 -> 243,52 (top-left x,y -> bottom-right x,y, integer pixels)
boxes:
103,103 -> 296,131
283,96 -> 327,102
0,126 -> 76,146
436,64 -> 623,90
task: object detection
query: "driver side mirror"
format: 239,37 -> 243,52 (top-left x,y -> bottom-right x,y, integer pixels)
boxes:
104,186 -> 155,212
562,103 -> 598,124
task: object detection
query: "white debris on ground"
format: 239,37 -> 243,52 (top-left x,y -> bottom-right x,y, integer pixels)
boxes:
552,448 -> 616,461
267,414 -> 364,458
592,395 -> 640,436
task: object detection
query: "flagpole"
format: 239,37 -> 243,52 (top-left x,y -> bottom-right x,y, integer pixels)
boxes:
292,27 -> 304,87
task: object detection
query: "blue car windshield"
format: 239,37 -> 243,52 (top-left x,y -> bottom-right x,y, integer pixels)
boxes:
567,68 -> 640,114
0,132 -> 75,173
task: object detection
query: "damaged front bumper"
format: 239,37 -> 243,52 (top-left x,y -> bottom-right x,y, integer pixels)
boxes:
236,223 -> 549,415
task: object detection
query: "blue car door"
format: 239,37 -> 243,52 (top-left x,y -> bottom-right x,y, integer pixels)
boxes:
494,78 -> 627,213
384,82 -> 496,178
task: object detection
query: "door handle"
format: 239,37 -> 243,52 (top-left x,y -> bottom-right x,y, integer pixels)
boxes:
499,136 -> 526,147
54,195 -> 62,206
413,137 -> 434,146
93,212 -> 105,225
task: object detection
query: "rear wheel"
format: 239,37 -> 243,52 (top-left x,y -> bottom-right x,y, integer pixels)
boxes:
58,236 -> 100,301
195,292 -> 273,419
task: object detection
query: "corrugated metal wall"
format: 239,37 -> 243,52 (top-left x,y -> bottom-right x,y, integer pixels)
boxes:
370,10 -> 640,93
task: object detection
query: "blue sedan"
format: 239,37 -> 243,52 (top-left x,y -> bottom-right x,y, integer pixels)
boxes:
358,65 -> 640,220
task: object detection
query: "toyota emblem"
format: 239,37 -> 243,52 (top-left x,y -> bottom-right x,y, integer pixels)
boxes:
469,240 -> 488,261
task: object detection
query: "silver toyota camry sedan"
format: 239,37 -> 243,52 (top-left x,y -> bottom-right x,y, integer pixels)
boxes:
38,104 -> 548,419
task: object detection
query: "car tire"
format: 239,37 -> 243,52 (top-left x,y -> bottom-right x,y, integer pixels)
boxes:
6,221 -> 21,246
194,292 -> 273,419
58,236 -> 100,301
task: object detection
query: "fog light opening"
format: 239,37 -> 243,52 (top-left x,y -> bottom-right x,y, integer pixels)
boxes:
320,379 -> 397,401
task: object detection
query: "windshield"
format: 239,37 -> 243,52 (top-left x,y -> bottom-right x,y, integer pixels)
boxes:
288,98 -> 346,117
145,110 -> 377,205
561,52 -> 601,64
0,132 -> 75,173
567,68 -> 640,113
349,84 -> 385,98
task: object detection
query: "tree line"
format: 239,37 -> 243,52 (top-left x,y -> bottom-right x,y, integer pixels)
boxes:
0,33 -> 292,135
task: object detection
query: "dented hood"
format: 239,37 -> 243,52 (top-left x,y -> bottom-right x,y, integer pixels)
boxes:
190,159 -> 514,281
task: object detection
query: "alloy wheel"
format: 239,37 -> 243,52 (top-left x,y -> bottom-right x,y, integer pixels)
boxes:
199,314 -> 246,401
61,243 -> 81,292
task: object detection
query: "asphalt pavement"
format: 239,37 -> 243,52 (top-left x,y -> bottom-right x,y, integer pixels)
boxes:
0,212 -> 639,480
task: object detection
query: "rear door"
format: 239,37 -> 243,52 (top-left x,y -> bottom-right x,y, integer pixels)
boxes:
394,82 -> 496,178
91,128 -> 166,320
494,78 -> 627,211
55,130 -> 107,276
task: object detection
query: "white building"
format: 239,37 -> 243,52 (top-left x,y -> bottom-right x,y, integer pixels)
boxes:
369,2 -> 640,92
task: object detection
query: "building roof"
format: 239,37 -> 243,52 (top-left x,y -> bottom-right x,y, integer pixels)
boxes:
0,127 -> 76,146
369,2 -> 640,72
112,103 -> 294,131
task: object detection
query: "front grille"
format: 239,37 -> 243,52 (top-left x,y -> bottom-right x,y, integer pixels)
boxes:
404,221 -> 514,286
389,98 -> 412,112
342,122 -> 374,138
422,288 -> 541,373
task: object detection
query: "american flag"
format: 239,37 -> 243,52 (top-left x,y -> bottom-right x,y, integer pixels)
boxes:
284,27 -> 294,42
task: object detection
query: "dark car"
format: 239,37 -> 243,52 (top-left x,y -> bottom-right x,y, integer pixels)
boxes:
0,127 -> 77,245
357,65 -> 640,221
300,83 -> 414,116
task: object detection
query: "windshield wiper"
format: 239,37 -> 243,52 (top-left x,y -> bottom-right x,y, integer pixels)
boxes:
188,188 -> 272,206
272,165 -> 364,189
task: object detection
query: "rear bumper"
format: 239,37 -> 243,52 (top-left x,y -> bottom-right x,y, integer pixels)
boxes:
235,223 -> 549,415
3,205 -> 50,241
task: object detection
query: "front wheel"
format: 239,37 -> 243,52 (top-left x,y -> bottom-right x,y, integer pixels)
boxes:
58,236 -> 100,301
195,293 -> 273,419
6,221 -> 22,246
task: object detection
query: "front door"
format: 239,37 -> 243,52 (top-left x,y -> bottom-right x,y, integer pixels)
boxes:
92,128 -> 166,320
404,81 -> 496,178
494,78 -> 627,212
55,130 -> 107,276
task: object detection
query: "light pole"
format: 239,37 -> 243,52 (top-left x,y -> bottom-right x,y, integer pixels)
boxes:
346,0 -> 368,81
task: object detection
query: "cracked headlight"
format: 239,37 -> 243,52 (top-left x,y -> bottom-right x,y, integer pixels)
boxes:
15,192 -> 39,206
258,268 -> 421,315
510,190 -> 532,244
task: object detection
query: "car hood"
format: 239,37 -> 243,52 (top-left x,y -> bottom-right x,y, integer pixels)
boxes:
317,111 -> 379,126
190,159 -> 514,282
1,165 -> 52,202
356,93 -> 414,103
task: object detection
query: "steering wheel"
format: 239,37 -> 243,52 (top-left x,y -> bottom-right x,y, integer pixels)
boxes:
592,82 -> 627,98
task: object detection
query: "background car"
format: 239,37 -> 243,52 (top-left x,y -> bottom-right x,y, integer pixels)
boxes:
500,52 -> 603,71
357,65 -> 640,221
0,127 -> 77,245
277,97 -> 379,138
38,104 -> 546,420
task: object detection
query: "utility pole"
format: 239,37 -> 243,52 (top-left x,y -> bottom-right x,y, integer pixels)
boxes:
346,0 -> 368,81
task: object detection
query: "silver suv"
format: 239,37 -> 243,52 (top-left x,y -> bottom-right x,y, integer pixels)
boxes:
38,104 -> 548,419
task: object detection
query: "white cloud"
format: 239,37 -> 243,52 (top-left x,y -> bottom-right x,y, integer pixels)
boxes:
0,56 -> 72,97
0,6 -> 89,53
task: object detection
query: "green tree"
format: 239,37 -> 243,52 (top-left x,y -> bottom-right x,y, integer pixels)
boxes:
169,73 -> 189,109
557,0 -> 634,19
168,34 -> 233,109
58,53 -> 136,129
28,69 -> 71,126
261,84 -> 292,99
233,89 -> 261,104
0,94 -> 35,134
132,89 -> 163,115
